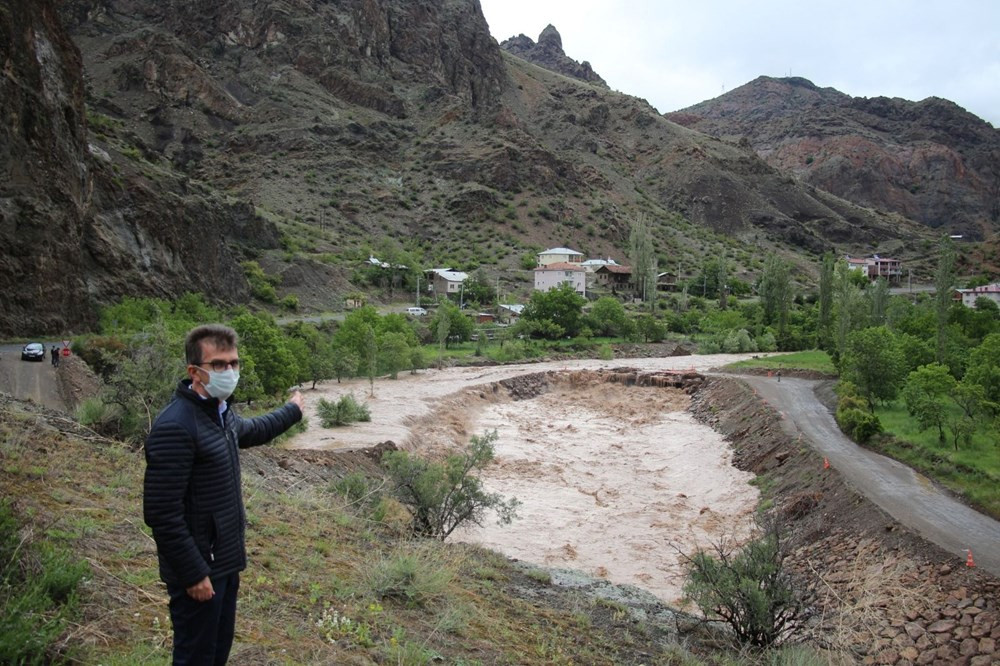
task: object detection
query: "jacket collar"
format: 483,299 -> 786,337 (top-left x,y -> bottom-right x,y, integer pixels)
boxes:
176,379 -> 229,417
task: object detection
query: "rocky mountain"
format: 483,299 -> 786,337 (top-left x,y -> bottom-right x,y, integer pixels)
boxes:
2,1 -> 940,335
667,76 -> 1000,239
499,25 -> 607,87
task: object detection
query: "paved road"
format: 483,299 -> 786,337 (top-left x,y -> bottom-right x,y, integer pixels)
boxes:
0,342 -> 65,411
739,375 -> 1000,577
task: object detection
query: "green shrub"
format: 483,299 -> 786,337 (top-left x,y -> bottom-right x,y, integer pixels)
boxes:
364,543 -> 456,608
683,517 -> 802,648
836,407 -> 883,443
317,394 -> 371,427
382,430 -> 519,539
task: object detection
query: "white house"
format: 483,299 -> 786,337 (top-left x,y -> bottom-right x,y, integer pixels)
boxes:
955,283 -> 1000,308
533,262 -> 586,296
426,268 -> 468,296
580,257 -> 620,272
537,247 -> 584,267
845,255 -> 903,283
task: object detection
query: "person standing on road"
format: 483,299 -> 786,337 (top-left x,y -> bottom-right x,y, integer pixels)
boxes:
51,345 -> 60,367
143,324 -> 304,665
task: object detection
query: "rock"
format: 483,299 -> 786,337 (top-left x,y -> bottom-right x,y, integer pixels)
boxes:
899,646 -> 919,661
960,637 -> 979,656
928,619 -> 958,633
978,636 -> 996,653
905,622 -> 925,640
499,25 -> 608,87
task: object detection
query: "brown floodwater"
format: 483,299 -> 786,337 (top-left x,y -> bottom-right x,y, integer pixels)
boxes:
289,354 -> 760,606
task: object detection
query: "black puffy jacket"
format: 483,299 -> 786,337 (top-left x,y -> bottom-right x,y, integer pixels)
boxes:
143,380 -> 302,587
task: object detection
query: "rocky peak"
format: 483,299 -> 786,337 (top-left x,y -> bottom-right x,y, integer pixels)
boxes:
537,24 -> 563,51
500,24 -> 607,87
667,76 -> 1000,238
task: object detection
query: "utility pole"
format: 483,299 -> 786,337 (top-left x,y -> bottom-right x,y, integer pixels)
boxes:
496,276 -> 501,313
459,281 -> 465,310
416,275 -> 421,307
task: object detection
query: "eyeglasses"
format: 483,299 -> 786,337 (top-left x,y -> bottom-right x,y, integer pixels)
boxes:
196,359 -> 240,372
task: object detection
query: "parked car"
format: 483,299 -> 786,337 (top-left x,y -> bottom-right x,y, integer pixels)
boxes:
21,342 -> 45,362
406,307 -> 428,316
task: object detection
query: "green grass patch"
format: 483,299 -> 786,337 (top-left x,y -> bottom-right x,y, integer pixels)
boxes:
725,350 -> 835,375
872,401 -> 1000,518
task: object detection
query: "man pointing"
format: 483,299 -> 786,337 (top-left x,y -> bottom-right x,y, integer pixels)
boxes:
144,324 -> 304,664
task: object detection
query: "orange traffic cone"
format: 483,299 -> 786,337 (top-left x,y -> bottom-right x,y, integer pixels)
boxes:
966,550 -> 975,568
823,458 -> 830,470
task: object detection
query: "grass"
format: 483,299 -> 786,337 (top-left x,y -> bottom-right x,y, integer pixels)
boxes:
873,401 -> 1000,517
725,350 -> 836,375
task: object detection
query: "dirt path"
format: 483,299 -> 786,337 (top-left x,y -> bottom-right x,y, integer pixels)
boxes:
740,374 -> 1000,577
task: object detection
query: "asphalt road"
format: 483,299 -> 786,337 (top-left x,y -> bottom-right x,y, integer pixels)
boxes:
0,342 -> 65,411
740,375 -> 1000,577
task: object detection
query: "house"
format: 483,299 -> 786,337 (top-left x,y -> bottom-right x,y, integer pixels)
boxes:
498,304 -> 524,322
845,255 -> 903,283
593,264 -> 633,292
537,247 -> 584,267
656,271 -> 681,292
580,257 -> 620,272
426,268 -> 468,296
534,262 -> 586,295
954,283 -> 1000,308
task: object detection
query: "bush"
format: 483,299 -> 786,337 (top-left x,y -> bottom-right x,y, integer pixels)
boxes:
316,394 -> 371,427
382,430 -> 519,539
683,517 -> 803,648
836,407 -> 883,443
364,543 -> 456,608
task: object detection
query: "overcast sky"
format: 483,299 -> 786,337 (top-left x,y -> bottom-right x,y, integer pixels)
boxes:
479,0 -> 1000,128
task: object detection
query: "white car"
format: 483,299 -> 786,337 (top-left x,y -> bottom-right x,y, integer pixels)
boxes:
406,307 -> 428,316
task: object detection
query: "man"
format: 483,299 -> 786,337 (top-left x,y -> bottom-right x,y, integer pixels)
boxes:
144,324 -> 305,665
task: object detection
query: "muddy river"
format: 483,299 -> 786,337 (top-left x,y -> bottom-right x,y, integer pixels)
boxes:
289,354 -> 760,606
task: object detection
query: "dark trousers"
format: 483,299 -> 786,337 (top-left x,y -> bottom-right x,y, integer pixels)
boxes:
167,572 -> 240,666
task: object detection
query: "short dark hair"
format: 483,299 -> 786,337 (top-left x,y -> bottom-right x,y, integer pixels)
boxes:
185,324 -> 239,365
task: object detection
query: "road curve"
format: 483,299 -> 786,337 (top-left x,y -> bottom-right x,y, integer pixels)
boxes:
736,375 -> 1000,577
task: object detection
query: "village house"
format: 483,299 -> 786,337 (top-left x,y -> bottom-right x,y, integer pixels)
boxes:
533,262 -> 586,296
537,247 -> 584,267
426,268 -> 468,297
845,255 -> 903,283
580,257 -> 620,272
498,303 -> 524,323
954,283 -> 1000,308
593,264 -> 633,293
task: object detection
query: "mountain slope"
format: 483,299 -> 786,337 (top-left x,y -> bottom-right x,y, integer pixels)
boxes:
2,1 -> 940,334
667,76 -> 1000,239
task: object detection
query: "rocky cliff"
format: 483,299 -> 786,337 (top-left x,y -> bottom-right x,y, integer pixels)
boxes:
667,76 -> 1000,239
500,25 -> 607,88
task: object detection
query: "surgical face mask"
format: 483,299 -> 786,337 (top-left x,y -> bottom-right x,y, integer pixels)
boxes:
202,368 -> 240,401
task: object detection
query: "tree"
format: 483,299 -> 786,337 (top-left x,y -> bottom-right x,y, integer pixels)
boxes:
629,214 -> 655,304
758,254 -> 792,343
833,262 -> 868,364
635,315 -> 666,342
817,252 -> 835,349
379,332 -> 411,379
869,278 -> 890,326
841,326 -> 906,411
522,283 -> 586,339
333,306 -> 381,362
363,324 -> 377,396
901,363 -> 956,443
964,333 -> 1000,407
97,320 -> 185,442
285,322 -> 335,389
382,430 -> 520,540
587,297 -> 631,338
230,312 -> 299,396
331,346 -> 359,383
934,239 -> 957,364
429,300 -> 472,349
